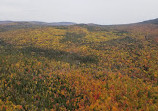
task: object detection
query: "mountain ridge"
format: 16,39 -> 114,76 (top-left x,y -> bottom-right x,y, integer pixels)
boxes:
139,18 -> 158,24
0,18 -> 158,26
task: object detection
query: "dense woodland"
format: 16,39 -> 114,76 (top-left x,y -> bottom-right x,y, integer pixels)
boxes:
0,22 -> 158,111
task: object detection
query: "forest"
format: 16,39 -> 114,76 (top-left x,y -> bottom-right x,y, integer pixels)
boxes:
0,22 -> 158,111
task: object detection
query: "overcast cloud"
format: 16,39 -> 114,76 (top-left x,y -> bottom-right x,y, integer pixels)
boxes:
0,0 -> 158,25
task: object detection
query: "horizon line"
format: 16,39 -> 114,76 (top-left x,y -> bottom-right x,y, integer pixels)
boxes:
0,17 -> 158,26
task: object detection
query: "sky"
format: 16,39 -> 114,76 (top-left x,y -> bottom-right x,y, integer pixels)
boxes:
0,0 -> 158,25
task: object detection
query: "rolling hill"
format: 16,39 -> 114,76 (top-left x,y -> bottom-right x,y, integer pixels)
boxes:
140,18 -> 158,24
0,19 -> 157,111
0,21 -> 76,26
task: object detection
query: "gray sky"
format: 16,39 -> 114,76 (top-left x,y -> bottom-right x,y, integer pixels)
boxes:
0,0 -> 158,25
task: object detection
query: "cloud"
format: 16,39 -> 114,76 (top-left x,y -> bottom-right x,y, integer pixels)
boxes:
0,0 -> 158,24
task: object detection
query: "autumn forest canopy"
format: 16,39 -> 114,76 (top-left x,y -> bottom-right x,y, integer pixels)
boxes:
0,20 -> 158,111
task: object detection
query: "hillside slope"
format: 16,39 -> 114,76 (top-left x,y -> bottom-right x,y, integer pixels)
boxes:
0,21 -> 157,110
140,18 -> 158,24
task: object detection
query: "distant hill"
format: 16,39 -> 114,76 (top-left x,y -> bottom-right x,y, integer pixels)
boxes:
0,21 -> 14,24
0,21 -> 76,26
48,22 -> 76,26
29,21 -> 76,26
1,18 -> 158,26
140,18 -> 158,24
